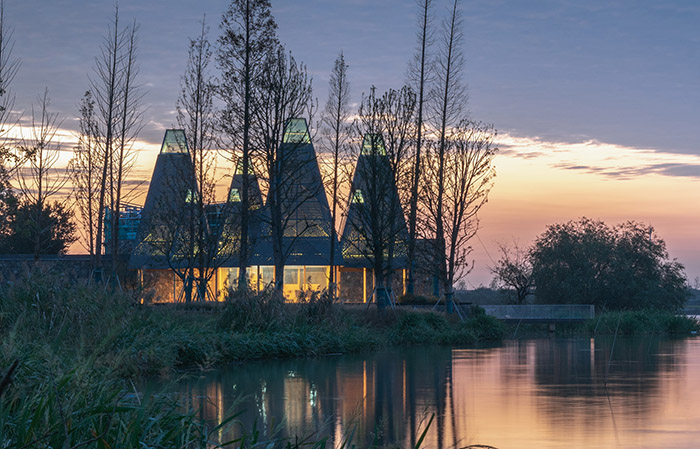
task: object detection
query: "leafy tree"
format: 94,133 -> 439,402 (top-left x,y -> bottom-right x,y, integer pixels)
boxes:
0,200 -> 76,255
530,218 -> 689,311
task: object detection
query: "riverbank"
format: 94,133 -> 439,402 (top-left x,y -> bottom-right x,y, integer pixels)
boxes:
0,272 -> 505,446
1,272 -> 697,447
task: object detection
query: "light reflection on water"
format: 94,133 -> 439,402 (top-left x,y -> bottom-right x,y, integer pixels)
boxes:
166,337 -> 700,448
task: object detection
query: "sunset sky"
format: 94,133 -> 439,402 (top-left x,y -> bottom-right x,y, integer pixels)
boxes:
6,0 -> 699,286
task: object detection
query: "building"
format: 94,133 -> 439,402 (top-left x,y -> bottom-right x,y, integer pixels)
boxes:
128,122 -> 435,303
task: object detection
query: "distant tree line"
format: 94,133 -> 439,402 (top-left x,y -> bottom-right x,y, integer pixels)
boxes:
490,217 -> 690,311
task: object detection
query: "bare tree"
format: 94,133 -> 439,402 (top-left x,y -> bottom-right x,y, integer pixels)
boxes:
89,6 -> 144,281
111,20 -> 145,269
177,16 -> 219,301
489,239 -> 534,305
405,0 -> 434,295
0,0 -> 20,238
69,91 -> 102,256
320,51 -> 352,298
16,90 -> 70,260
218,0 -> 278,292
250,45 -> 316,292
344,87 -> 411,309
375,86 -> 416,296
422,121 -> 496,311
427,0 -> 468,313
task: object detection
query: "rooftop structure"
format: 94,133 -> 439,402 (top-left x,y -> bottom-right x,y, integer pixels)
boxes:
129,129 -> 198,270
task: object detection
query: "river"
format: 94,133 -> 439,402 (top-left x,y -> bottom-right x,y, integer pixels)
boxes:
165,337 -> 700,448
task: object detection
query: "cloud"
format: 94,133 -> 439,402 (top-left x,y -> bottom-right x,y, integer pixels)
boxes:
553,162 -> 700,180
498,132 -> 700,180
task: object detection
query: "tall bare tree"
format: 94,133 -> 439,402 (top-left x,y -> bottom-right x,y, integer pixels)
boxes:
320,51 -> 352,298
69,91 -> 102,256
111,20 -> 145,269
344,87 -> 412,309
422,121 -> 496,311
428,0 -> 468,312
0,0 -> 20,239
250,45 -> 316,292
177,15 -> 220,301
218,0 -> 278,291
405,0 -> 434,295
90,6 -> 144,281
16,90 -> 71,260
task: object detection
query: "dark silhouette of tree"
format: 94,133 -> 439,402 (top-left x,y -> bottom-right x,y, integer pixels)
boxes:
90,6 -> 144,280
0,0 -> 20,242
421,120 -> 496,311
345,87 -> 412,309
320,51 -> 352,299
69,91 -> 102,257
489,240 -> 534,304
218,0 -> 278,291
16,90 -> 71,260
177,16 -> 220,301
250,45 -> 316,292
530,218 -> 690,311
0,200 -> 75,255
425,0 -> 470,313
405,0 -> 434,295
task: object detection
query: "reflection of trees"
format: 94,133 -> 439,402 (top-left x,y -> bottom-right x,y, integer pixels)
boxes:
523,337 -> 686,430
170,347 -> 455,447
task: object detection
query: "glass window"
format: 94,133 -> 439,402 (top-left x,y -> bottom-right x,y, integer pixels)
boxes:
352,190 -> 364,204
161,129 -> 188,154
229,188 -> 241,202
305,267 -> 327,288
227,268 -> 239,290
284,267 -> 299,285
261,267 -> 274,288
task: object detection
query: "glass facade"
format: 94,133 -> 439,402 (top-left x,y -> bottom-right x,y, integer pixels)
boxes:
161,129 -> 188,154
220,265 -> 330,301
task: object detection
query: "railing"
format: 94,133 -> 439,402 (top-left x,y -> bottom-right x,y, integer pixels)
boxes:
481,304 -> 595,322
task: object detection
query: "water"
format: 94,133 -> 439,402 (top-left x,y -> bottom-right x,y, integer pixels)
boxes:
166,337 -> 700,448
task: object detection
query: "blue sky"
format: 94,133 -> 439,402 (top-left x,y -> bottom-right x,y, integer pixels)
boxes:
8,0 -> 699,155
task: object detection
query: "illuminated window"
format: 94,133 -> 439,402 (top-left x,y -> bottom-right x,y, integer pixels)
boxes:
284,267 -> 299,285
229,188 -> 241,202
352,189 -> 364,204
161,129 -> 188,154
283,118 -> 311,144
361,133 -> 386,155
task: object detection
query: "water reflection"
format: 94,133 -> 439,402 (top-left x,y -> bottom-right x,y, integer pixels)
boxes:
168,338 -> 700,448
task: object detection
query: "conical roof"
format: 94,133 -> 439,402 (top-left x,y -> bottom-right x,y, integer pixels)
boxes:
341,133 -> 408,268
219,158 -> 272,266
271,118 -> 342,266
129,129 -> 197,269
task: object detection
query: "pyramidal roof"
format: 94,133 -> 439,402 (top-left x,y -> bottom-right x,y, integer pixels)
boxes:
219,158 -> 273,266
129,129 -> 197,269
341,133 -> 408,268
272,118 -> 342,266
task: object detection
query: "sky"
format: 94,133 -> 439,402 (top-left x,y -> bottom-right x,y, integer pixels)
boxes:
5,0 -> 700,287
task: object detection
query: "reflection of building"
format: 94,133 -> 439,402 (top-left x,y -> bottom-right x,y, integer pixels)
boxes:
127,120 -> 431,302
